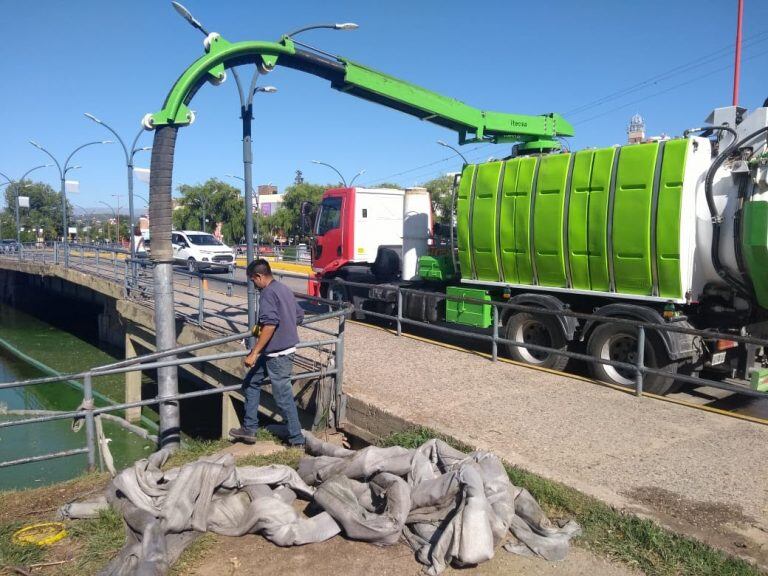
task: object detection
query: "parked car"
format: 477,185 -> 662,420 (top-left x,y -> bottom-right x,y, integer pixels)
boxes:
0,239 -> 19,254
171,230 -> 235,273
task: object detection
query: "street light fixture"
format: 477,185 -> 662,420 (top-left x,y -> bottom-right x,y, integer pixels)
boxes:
283,22 -> 359,38
349,169 -> 366,187
29,139 -> 112,257
84,113 -> 151,261
98,201 -> 118,245
171,1 -> 210,36
311,160 -> 365,188
437,140 -> 469,165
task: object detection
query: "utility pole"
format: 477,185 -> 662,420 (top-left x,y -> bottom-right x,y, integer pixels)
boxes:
732,0 -> 744,106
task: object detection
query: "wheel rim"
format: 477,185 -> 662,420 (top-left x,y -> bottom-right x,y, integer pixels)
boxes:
599,334 -> 640,385
188,260 -> 195,272
513,319 -> 553,364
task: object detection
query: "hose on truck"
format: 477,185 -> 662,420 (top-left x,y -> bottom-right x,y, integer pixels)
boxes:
701,125 -> 768,299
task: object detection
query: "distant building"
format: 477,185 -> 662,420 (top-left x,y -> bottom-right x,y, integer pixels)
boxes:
627,113 -> 646,144
258,184 -> 278,196
257,194 -> 284,216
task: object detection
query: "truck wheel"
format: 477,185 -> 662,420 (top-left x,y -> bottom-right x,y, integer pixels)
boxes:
504,312 -> 569,371
586,323 -> 679,395
187,258 -> 198,273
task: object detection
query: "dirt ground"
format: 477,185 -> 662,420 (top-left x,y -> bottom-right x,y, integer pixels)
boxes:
188,533 -> 638,576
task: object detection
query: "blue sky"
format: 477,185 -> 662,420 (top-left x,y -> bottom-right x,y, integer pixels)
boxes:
2,0 -> 768,212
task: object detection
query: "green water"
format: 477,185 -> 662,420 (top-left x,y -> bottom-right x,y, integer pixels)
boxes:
0,303 -> 155,491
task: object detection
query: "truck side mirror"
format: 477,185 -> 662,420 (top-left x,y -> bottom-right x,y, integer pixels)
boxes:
300,201 -> 316,235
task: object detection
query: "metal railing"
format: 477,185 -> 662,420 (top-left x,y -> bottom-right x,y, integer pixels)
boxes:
3,242 -> 766,400
0,242 -> 314,335
320,276 -> 768,399
0,305 -> 349,472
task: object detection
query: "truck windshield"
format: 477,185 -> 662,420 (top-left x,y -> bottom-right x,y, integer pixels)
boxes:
316,197 -> 342,235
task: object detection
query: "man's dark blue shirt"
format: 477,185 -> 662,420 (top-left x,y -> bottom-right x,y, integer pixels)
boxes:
258,279 -> 304,354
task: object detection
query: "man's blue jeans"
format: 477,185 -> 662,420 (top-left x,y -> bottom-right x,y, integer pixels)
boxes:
242,353 -> 304,444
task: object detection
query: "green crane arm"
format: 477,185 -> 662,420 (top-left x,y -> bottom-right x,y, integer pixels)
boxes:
150,34 -> 573,149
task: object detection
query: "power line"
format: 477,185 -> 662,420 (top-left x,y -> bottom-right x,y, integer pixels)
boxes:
360,143 -> 490,186
566,29 -> 768,117
574,46 -> 768,126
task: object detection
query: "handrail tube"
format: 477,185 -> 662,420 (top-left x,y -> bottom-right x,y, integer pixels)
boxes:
325,277 -> 768,348
1,336 -> 341,390
0,448 -> 90,469
0,367 -> 337,430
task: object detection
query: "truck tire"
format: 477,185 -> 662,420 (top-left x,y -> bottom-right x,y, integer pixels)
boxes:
503,312 -> 569,371
586,323 -> 679,395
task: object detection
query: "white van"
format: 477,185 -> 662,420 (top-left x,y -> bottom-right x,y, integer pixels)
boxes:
171,230 -> 235,272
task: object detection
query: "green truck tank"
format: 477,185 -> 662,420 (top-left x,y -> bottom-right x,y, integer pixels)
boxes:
309,106 -> 768,396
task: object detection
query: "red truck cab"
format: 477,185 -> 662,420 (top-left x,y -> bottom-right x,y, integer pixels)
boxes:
308,186 -> 415,297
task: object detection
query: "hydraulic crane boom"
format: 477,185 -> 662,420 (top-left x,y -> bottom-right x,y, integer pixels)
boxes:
149,34 -> 573,151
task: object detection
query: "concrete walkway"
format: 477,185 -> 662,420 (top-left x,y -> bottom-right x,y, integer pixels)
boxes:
340,321 -> 768,569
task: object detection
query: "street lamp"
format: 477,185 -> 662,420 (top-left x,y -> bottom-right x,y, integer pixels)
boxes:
349,169 -> 365,186
311,160 -> 364,188
98,201 -> 117,245
29,139 -> 112,259
228,71 -> 276,343
134,193 -> 149,211
437,140 -> 469,165
171,1 -> 210,35
283,22 -> 359,39
84,113 -> 151,260
0,165 -> 52,246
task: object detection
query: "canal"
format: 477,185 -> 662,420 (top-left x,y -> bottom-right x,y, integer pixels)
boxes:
0,302 -> 155,491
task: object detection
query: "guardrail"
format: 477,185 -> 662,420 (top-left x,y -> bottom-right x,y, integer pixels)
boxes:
319,276 -> 768,400
0,305 -> 350,473
0,242 -> 314,335
3,242 -> 766,401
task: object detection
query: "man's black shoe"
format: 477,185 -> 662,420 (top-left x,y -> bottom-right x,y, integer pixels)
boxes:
229,427 -> 258,444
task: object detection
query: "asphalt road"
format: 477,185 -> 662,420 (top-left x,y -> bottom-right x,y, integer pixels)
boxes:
172,265 -> 309,299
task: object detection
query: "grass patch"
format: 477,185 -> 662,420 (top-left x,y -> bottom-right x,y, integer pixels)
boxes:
169,533 -> 217,576
0,521 -> 46,568
380,427 -> 761,576
237,447 -> 304,469
61,508 -> 125,575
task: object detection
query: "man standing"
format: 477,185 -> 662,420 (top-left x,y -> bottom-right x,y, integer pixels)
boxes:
229,259 -> 305,446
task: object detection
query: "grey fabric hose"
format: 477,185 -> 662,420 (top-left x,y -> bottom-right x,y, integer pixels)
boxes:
74,433 -> 580,575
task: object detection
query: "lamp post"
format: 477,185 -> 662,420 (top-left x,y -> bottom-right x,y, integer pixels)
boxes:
73,204 -> 94,242
84,114 -> 151,260
311,160 -> 365,188
29,140 -> 111,260
112,193 -> 123,246
98,201 -> 118,245
0,165 -> 52,246
226,76 -> 276,344
437,141 -> 468,275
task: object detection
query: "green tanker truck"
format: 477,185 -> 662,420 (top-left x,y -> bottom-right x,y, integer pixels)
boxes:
308,105 -> 768,394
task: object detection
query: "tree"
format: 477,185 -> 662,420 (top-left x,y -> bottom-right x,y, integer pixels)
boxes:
173,179 -> 245,244
271,182 -> 329,239
3,180 -> 71,241
420,175 -> 455,224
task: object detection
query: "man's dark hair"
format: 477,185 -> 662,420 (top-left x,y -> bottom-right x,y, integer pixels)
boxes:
246,258 -> 272,277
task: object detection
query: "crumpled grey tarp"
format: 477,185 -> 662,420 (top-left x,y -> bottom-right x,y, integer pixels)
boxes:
98,449 -> 340,576
299,432 -> 581,575
89,433 -> 580,575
